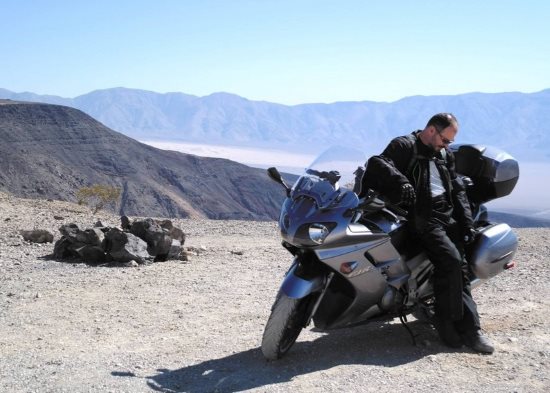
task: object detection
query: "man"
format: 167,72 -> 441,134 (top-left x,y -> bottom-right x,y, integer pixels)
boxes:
361,113 -> 494,354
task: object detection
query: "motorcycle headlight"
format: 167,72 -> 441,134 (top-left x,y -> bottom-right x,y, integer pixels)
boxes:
309,223 -> 330,245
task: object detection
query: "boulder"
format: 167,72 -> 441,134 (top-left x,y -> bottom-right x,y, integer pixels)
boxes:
158,219 -> 186,244
20,229 -> 54,243
59,223 -> 81,238
74,245 -> 106,264
103,228 -> 151,265
76,228 -> 104,246
120,215 -> 131,230
129,218 -> 172,260
53,237 -> 75,259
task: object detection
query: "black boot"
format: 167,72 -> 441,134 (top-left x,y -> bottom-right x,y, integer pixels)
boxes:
461,330 -> 494,354
433,318 -> 462,348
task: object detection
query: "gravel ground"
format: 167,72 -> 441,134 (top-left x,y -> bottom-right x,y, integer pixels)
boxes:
0,192 -> 549,393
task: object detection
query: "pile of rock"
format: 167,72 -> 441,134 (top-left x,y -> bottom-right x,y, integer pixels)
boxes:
52,217 -> 188,266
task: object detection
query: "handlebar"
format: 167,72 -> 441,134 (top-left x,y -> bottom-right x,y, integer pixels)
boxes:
356,189 -> 408,218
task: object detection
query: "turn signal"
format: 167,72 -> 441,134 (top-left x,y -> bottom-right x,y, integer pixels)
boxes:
340,261 -> 358,274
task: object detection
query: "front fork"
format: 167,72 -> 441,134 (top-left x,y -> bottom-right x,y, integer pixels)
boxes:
281,259 -> 324,298
279,258 -> 335,326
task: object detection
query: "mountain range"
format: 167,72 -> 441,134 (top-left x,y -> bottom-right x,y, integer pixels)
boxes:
1,87 -> 549,161
1,87 -> 549,225
489,211 -> 550,228
0,100 -> 285,220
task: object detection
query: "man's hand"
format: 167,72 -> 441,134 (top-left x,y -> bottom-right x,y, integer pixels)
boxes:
463,227 -> 477,245
399,183 -> 416,206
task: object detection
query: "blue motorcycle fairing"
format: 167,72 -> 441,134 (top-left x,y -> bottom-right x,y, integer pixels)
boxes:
281,261 -> 325,299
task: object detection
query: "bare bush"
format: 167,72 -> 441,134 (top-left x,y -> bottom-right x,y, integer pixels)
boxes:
76,184 -> 121,214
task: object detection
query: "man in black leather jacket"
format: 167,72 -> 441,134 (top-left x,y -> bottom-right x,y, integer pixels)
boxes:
361,113 -> 494,354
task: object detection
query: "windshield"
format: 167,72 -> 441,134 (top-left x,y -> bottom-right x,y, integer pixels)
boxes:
291,145 -> 367,208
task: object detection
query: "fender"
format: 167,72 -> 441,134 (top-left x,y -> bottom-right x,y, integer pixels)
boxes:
281,259 -> 325,299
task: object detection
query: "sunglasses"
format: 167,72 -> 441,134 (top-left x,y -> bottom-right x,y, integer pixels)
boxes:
437,131 -> 454,145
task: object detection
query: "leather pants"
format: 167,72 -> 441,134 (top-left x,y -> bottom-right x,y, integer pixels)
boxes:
417,197 -> 481,333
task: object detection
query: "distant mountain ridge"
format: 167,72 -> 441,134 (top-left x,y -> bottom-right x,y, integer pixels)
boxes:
489,211 -> 550,228
0,100 -> 284,219
1,87 -> 549,161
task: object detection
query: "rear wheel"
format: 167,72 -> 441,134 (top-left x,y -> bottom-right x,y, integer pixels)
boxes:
261,293 -> 309,360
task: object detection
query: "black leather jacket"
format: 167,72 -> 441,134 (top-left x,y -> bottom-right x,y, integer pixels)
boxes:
361,131 -> 474,233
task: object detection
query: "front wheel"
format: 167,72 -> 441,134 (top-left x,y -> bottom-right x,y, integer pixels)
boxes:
261,293 -> 309,360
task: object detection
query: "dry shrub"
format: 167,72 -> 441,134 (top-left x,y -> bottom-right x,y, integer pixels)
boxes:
77,184 -> 121,214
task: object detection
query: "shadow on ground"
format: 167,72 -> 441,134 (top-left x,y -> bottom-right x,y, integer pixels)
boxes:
133,319 -> 458,392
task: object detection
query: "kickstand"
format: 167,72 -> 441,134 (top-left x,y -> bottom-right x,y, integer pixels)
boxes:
399,313 -> 418,346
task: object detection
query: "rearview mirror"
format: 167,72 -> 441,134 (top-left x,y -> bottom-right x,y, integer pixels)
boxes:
267,167 -> 283,183
267,167 -> 291,197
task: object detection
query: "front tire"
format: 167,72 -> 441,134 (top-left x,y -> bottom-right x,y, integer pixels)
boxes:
261,293 -> 309,360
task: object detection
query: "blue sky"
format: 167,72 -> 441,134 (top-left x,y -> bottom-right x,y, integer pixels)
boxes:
1,0 -> 549,104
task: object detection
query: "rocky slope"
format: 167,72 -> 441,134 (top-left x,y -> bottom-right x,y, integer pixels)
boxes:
0,192 -> 548,392
0,100 -> 285,220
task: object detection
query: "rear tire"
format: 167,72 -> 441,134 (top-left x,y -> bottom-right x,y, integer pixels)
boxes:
261,293 -> 308,360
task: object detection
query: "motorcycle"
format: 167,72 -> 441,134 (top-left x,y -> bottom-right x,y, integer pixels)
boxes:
261,144 -> 520,360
